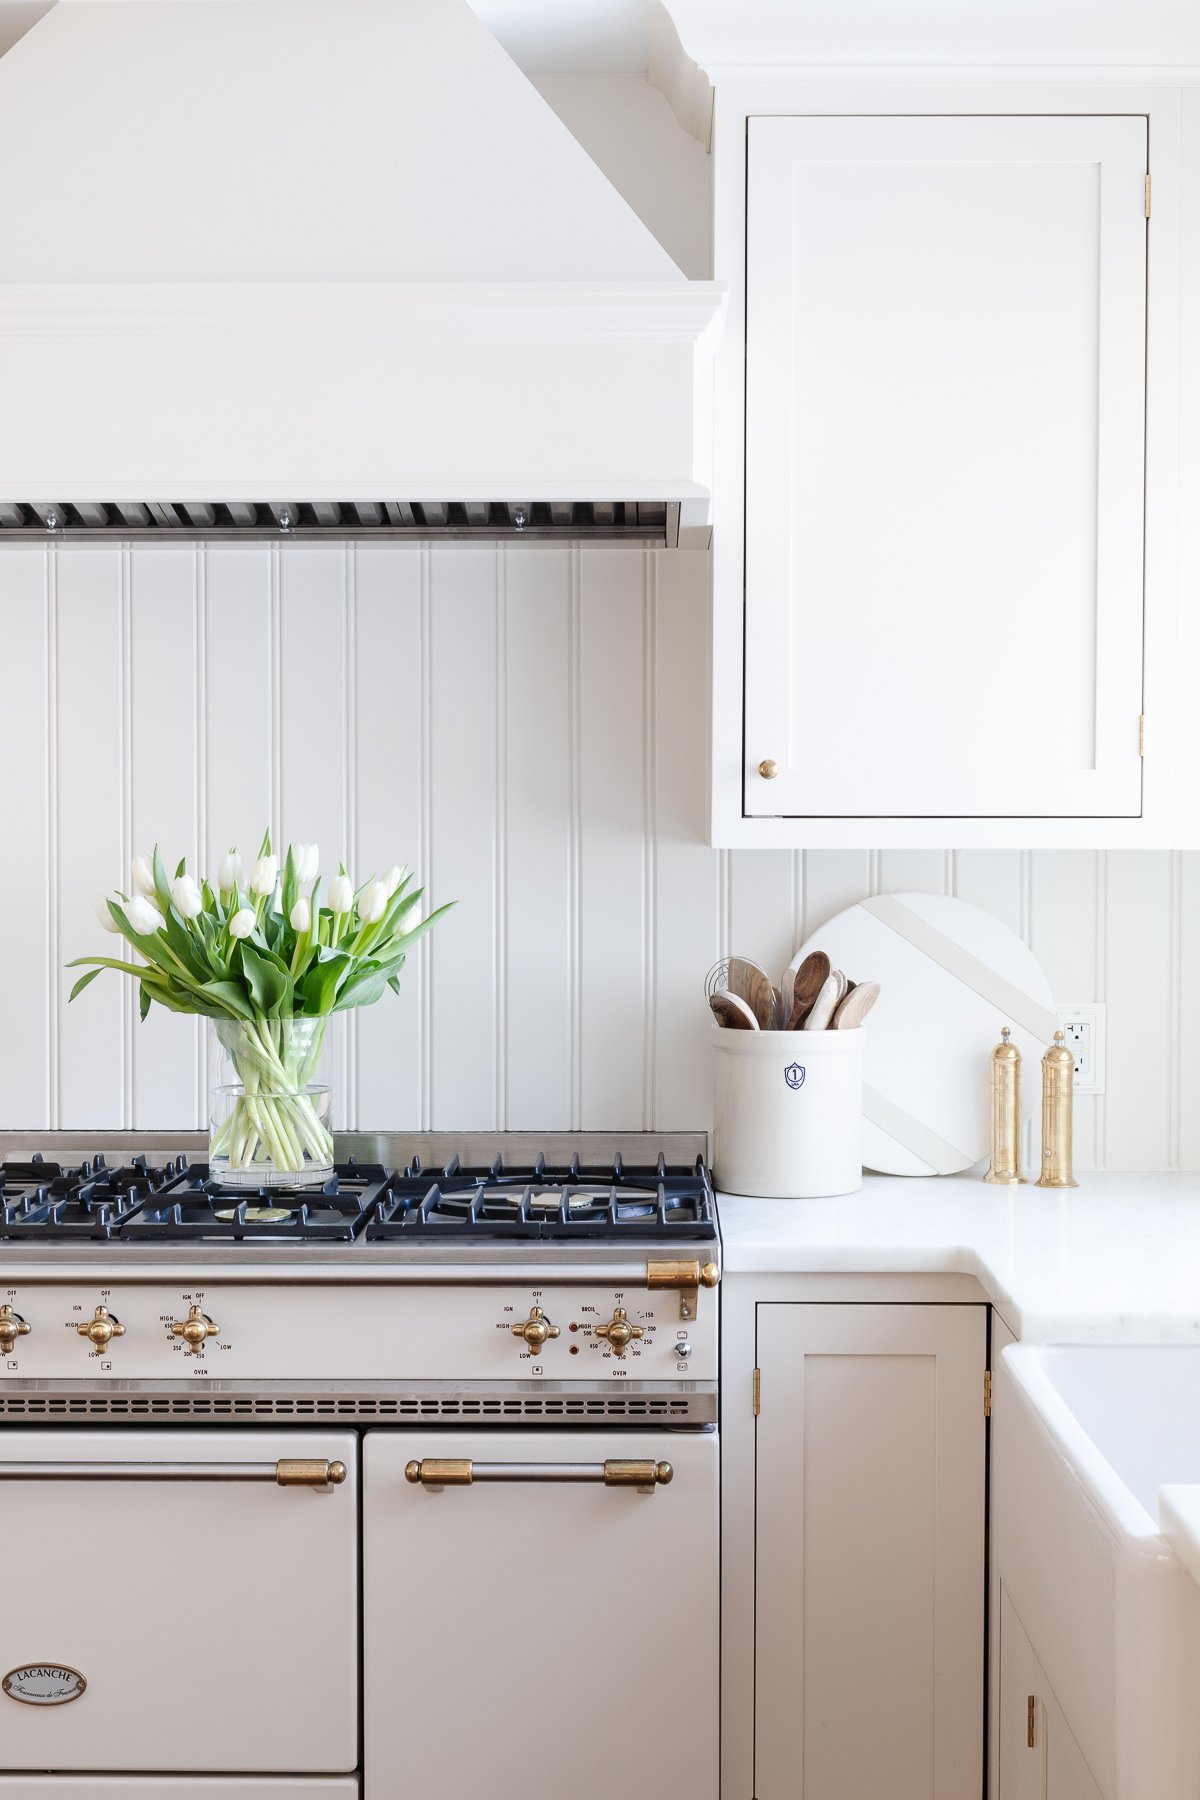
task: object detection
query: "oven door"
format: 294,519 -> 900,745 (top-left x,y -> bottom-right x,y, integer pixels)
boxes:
363,1428 -> 718,1798
0,1431 -> 357,1774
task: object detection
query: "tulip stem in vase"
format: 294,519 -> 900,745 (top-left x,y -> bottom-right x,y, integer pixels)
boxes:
69,832 -> 454,1187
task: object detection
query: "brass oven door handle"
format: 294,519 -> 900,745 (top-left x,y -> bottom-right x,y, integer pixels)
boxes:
0,1458 -> 347,1489
404,1458 -> 673,1490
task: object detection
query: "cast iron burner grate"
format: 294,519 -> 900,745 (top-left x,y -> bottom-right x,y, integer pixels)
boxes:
366,1152 -> 717,1241
0,1153 -> 190,1240
115,1159 -> 391,1241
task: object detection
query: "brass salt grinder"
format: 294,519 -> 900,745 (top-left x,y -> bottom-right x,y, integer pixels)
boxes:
1035,1029 -> 1078,1189
985,1027 -> 1026,1184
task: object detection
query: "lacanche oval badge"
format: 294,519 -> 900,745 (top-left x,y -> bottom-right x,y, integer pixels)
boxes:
3,1664 -> 87,1706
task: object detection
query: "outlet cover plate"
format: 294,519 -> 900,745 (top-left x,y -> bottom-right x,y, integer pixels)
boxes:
1057,1003 -> 1106,1096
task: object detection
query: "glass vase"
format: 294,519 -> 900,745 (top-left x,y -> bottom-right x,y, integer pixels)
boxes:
209,1015 -> 334,1188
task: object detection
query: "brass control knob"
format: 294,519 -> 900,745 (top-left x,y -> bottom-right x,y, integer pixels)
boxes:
758,759 -> 779,779
511,1306 -> 560,1353
76,1305 -> 125,1352
0,1305 -> 30,1356
595,1306 -> 644,1358
170,1305 -> 218,1355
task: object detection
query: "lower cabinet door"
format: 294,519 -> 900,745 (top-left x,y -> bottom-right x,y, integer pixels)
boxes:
0,1785 -> 358,1798
754,1303 -> 986,1799
998,1588 -> 1104,1800
363,1429 -> 719,1799
0,1430 -> 358,1773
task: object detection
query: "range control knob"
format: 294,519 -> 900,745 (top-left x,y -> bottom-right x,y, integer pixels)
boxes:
170,1305 -> 219,1355
675,1340 -> 694,1361
0,1305 -> 30,1356
595,1307 -> 644,1358
77,1305 -> 125,1352
511,1306 -> 560,1353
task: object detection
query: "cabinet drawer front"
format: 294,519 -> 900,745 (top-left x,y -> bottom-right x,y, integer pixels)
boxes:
744,114 -> 1147,821
754,1303 -> 986,1798
363,1428 -> 718,1800
0,1431 -> 358,1773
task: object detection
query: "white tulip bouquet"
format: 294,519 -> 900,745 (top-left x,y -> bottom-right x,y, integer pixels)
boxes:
69,832 -> 450,1181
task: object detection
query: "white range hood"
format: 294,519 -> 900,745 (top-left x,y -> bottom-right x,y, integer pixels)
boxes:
0,0 -> 724,543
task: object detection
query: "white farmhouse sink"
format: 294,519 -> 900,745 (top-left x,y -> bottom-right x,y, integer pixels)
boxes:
999,1346 -> 1200,1800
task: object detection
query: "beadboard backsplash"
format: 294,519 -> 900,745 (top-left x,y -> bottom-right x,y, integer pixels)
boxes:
1,538 -> 1195,1171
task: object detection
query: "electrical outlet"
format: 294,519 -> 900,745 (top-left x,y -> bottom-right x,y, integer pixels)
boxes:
1056,1003 -> 1106,1095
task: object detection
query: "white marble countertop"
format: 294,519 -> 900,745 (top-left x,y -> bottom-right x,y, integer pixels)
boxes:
717,1172 -> 1200,1343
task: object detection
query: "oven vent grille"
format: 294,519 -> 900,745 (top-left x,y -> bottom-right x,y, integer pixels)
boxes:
0,1393 -> 699,1421
0,500 -> 680,546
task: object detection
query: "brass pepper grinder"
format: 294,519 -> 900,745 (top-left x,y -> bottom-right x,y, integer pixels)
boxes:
1035,1030 -> 1079,1189
984,1027 -> 1025,1185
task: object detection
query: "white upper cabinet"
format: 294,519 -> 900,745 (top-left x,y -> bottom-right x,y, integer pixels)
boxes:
746,114 -> 1146,821
709,84 -> 1195,847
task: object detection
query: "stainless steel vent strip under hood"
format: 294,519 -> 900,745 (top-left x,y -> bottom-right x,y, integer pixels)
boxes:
0,500 -> 680,546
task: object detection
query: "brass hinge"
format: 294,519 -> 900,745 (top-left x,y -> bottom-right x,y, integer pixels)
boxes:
1027,1694 -> 1037,1749
1139,713 -> 1146,757
752,1367 -> 761,1416
983,1369 -> 993,1418
1145,173 -> 1152,218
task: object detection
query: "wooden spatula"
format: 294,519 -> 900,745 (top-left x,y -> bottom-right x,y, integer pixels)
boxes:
710,992 -> 759,1030
786,950 -> 830,1029
802,969 -> 843,1032
833,980 -> 880,1029
729,956 -> 776,1031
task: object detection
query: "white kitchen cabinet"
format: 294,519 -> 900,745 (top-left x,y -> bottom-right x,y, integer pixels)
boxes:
709,83 -> 1194,847
753,1302 -> 987,1797
999,1588 -> 1104,1800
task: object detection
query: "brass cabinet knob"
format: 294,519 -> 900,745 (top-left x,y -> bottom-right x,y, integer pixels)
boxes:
0,1305 -> 30,1356
170,1305 -> 219,1355
77,1305 -> 125,1352
758,758 -> 779,779
511,1306 -> 560,1353
595,1306 -> 644,1358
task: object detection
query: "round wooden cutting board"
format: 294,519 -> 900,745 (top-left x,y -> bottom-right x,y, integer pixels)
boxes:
794,892 -> 1057,1176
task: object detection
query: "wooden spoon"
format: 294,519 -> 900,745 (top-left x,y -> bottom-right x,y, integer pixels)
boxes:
802,969 -> 842,1031
786,950 -> 831,1029
833,980 -> 880,1029
710,992 -> 759,1030
729,956 -> 776,1031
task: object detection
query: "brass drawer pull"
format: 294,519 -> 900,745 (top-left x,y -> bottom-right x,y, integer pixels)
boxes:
405,1458 -> 673,1491
0,1458 -> 347,1490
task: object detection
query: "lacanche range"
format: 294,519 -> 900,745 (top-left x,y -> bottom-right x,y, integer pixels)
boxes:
0,1132 -> 720,1798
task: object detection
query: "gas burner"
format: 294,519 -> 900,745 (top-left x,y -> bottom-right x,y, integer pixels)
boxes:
366,1152 -> 716,1241
0,1153 -> 189,1240
116,1160 -> 391,1242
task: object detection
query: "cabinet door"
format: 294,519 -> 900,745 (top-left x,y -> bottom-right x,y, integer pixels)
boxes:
745,114 -> 1147,821
754,1303 -> 986,1799
999,1588 -> 1104,1800
363,1428 -> 718,1800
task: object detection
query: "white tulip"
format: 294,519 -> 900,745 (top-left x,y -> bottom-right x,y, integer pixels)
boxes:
249,854 -> 278,897
217,849 -> 242,891
131,854 -> 156,897
289,896 -> 311,932
294,842 -> 320,884
228,907 -> 256,940
382,864 -> 405,898
329,873 -> 354,914
125,894 -> 165,936
359,879 -> 388,924
171,873 -> 203,919
92,894 -> 122,935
